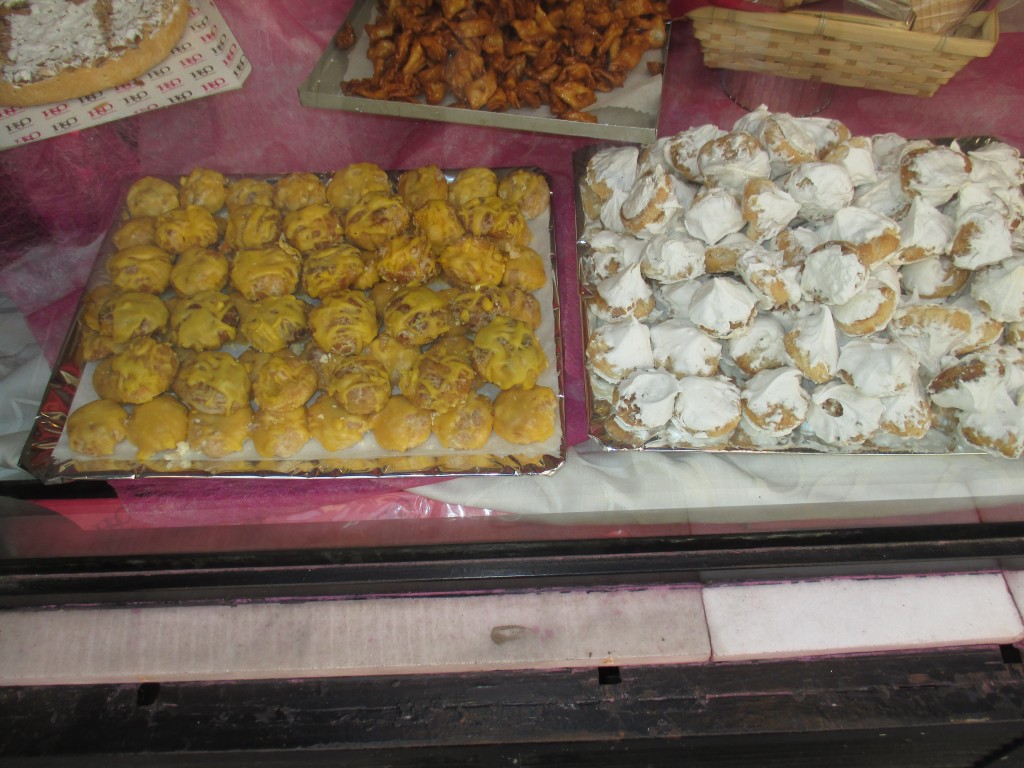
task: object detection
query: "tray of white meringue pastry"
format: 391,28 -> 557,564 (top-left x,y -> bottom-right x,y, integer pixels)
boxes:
575,106 -> 1024,459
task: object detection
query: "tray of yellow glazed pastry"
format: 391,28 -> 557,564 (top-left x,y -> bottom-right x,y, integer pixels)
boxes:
574,108 -> 1024,460
22,164 -> 566,482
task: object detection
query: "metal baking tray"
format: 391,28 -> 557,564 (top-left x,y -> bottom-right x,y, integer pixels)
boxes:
572,141 -> 1004,457
298,0 -> 669,145
21,167 -> 566,482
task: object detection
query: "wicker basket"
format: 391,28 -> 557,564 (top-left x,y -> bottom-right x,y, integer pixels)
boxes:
688,7 -> 999,97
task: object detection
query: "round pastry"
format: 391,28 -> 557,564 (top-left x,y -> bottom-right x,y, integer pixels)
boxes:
672,375 -> 741,440
640,232 -> 706,284
302,244 -> 366,299
492,385 -> 558,445
106,244 -> 173,294
396,164 -> 448,211
112,216 -> 156,250
179,168 -> 227,213
66,399 -> 128,456
747,110 -> 819,175
168,290 -> 239,351
306,396 -> 372,451
784,304 -> 839,384
659,274 -> 702,321
438,235 -> 507,289
836,337 -> 916,397
153,205 -> 219,255
784,162 -> 855,222
970,256 -> 1024,323
704,233 -> 755,275
250,406 -> 310,458
956,386 -> 1024,459
327,162 -> 392,212
736,244 -> 801,310
225,178 -> 275,210
950,294 -> 1005,355
351,248 -> 381,291
187,405 -> 253,458
612,368 -> 678,430
650,318 -> 721,378
665,123 -> 726,182
230,245 -> 301,301
448,167 -> 500,209
224,203 -> 282,250
584,230 -> 645,281
900,255 -> 970,300
888,302 -> 972,375
949,205 -> 1013,271
832,262 -> 900,337
93,336 -> 178,405
853,171 -> 911,221
928,352 -> 1007,412
343,193 -> 411,250
412,199 -> 466,254
805,381 -> 883,447
457,194 -> 529,244
433,392 -> 494,450
501,286 -> 542,329
727,312 -> 790,377
773,226 -> 820,268
471,317 -> 547,390
899,144 -> 971,207
588,263 -> 655,322
0,0 -> 189,107
400,349 -> 476,413
376,231 -> 437,285
250,351 -> 317,413
823,206 -> 900,266
740,366 -> 810,437
79,326 -> 125,362
497,169 -> 549,220
126,394 -> 188,459
282,203 -> 344,254
687,276 -> 758,340
696,131 -> 771,195
683,186 -> 744,246
80,282 -> 119,331
98,290 -> 167,343
321,355 -> 391,416
367,332 -> 421,386
878,374 -> 932,439
620,165 -> 681,237
383,286 -> 451,346
172,350 -> 250,416
273,172 -> 327,212
896,197 -> 954,264
449,286 -> 512,333
169,246 -> 229,296
823,136 -> 878,187
586,315 -> 655,382
583,146 -> 639,208
372,395 -> 432,452
238,295 -> 308,353
499,242 -> 547,292
800,241 -> 868,306
741,178 -> 800,244
309,290 -> 378,356
125,176 -> 180,219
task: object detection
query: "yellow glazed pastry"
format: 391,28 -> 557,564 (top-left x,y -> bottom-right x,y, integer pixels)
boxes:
273,172 -> 327,212
125,176 -> 179,219
457,195 -> 529,244
448,167 -> 498,208
106,244 -> 173,294
302,244 -> 366,299
326,162 -> 392,212
224,203 -> 282,249
383,286 -> 451,346
492,385 -> 557,444
499,242 -> 546,291
230,244 -> 301,300
154,205 -> 219,254
98,290 -> 168,343
322,356 -> 392,416
187,405 -> 253,457
172,350 -> 251,415
93,336 -> 179,404
400,349 -> 476,413
412,199 -> 466,254
397,165 -> 448,211
367,333 -> 421,386
439,236 -> 507,289
282,203 -> 345,254
67,399 -> 129,456
471,317 -> 547,389
111,216 -> 156,250
238,295 -> 309,353
306,397 -> 372,451
309,290 -> 378,355
168,290 -> 239,351
127,395 -> 188,459
372,395 -> 432,452
250,350 -> 318,413
225,178 -> 275,210
179,168 -> 227,213
169,246 -> 230,296
449,286 -> 511,332
250,406 -> 310,458
377,232 -> 438,285
497,169 -> 549,220
344,192 -> 411,250
432,393 -> 493,450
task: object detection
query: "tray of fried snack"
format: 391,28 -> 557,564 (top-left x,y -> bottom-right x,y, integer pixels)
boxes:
21,163 -> 566,482
574,108 -> 1024,460
298,0 -> 671,144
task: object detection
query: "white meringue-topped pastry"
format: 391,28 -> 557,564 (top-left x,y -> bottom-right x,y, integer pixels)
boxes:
888,302 -> 973,376
658,278 -> 704,318
640,231 -> 707,284
823,206 -> 900,265
949,293 -> 1005,355
896,197 -> 954,264
673,375 -> 742,439
740,366 -> 809,436
587,316 -> 655,382
783,304 -> 839,384
800,241 -> 868,306
650,318 -> 722,377
585,145 -> 640,202
805,381 -> 884,447
970,256 -> 1024,323
831,261 -> 900,336
879,374 -> 932,438
589,262 -> 656,321
899,144 -> 972,207
773,225 -> 820,267
620,165 -> 682,237
950,205 -> 1013,271
697,131 -> 772,195
837,337 -> 917,397
741,177 -> 801,243
823,136 -> 877,187
900,255 -> 970,300
784,161 -> 855,222
967,141 -> 1024,189
688,276 -> 758,339
956,385 -> 1024,459
666,123 -> 727,182
852,171 -> 911,220
728,312 -> 790,376
585,229 -> 645,281
613,367 -> 680,429
736,244 -> 802,310
683,186 -> 745,245
929,350 -> 1010,412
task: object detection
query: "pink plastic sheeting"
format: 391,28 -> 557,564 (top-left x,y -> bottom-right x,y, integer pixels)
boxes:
1,0 -> 1023,527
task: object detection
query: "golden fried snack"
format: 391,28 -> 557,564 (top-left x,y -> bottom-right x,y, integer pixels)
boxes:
369,281 -> 404,321
412,199 -> 466,254
302,243 -> 366,299
127,394 -> 188,459
326,162 -> 392,212
81,284 -> 120,331
188,404 -> 253,457
309,290 -> 378,355
106,244 -> 173,294
230,244 -> 301,300
237,295 -> 309,353
449,286 -> 512,332
93,337 -> 179,405
250,406 -> 310,458
492,385 -> 557,444
384,286 -> 451,346
471,316 -> 547,390
172,350 -> 251,415
377,232 -> 438,285
344,192 -> 411,250
432,392 -> 493,450
98,290 -> 168,343
372,395 -> 432,452
457,195 -> 529,244
179,167 -> 228,213
154,205 -> 220,254
67,399 -> 128,456
501,286 -> 542,328
169,246 -> 230,296
497,169 -> 550,220
111,216 -> 156,250
126,176 -> 179,219
322,355 -> 392,415
273,172 -> 327,212
499,242 -> 547,291
282,203 -> 345,254
250,350 -> 317,413
307,397 -> 372,451
448,167 -> 498,208
79,326 -> 125,362
397,165 -> 448,211
226,178 -> 275,210
399,349 -> 476,413
168,290 -> 239,351
366,332 -> 421,386
439,235 -> 507,289
351,248 -> 382,291
224,203 -> 282,250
